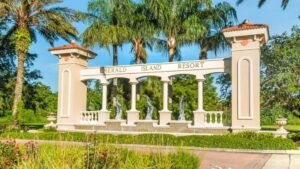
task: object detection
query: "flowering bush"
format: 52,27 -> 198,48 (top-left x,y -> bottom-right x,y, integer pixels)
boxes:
0,139 -> 38,169
0,139 -> 21,168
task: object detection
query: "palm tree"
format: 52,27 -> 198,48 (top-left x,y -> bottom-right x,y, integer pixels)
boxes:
0,0 -> 78,126
237,0 -> 290,9
196,2 -> 237,59
81,0 -> 131,106
81,0 -> 131,66
126,2 -> 157,64
144,0 -> 211,62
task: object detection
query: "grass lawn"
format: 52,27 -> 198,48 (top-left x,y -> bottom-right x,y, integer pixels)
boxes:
262,125 -> 300,132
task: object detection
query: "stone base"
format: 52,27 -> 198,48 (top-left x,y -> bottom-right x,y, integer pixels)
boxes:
231,126 -> 261,132
159,110 -> 172,125
99,110 -> 110,125
193,110 -> 205,127
127,110 -> 140,125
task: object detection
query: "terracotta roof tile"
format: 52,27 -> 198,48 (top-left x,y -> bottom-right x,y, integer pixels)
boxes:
48,43 -> 97,56
222,23 -> 268,33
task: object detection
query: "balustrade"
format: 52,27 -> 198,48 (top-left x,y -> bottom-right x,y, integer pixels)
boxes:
81,111 -> 100,124
204,111 -> 224,127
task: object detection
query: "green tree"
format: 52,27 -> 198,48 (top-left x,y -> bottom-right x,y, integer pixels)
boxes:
145,0 -> 211,62
195,2 -> 237,59
0,0 -> 78,126
82,0 -> 131,65
82,0 -> 132,107
260,27 -> 300,116
123,2 -> 157,64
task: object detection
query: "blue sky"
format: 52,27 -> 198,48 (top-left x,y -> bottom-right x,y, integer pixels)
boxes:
29,0 -> 300,91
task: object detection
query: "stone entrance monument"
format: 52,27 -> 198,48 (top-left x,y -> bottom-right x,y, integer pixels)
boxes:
49,22 -> 269,134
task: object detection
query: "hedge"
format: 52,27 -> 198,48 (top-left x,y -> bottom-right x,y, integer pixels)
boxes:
0,131 -> 297,150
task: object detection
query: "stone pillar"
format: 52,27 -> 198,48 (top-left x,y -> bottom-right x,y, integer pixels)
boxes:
222,21 -> 269,131
193,77 -> 205,127
99,82 -> 110,125
127,80 -> 139,125
49,43 -> 97,130
159,79 -> 172,125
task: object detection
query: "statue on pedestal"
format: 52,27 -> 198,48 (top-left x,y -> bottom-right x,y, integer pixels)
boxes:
115,97 -> 122,120
179,95 -> 185,121
145,96 -> 154,120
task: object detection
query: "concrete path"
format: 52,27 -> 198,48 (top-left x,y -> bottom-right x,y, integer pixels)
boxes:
2,139 -> 300,169
262,154 -> 300,169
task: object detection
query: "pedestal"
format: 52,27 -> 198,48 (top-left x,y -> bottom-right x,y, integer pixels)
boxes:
159,110 -> 172,125
193,110 -> 205,127
127,110 -> 140,125
99,110 -> 110,125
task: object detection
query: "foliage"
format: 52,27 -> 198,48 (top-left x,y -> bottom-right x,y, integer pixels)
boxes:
0,141 -> 199,169
145,0 -> 211,61
0,140 -> 22,168
194,2 -> 237,59
0,0 -> 78,125
1,131 -> 297,150
261,27 -> 300,117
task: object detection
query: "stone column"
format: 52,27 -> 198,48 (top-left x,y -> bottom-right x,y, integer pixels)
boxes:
193,77 -> 205,127
222,21 -> 269,131
127,80 -> 140,125
99,82 -> 110,125
159,79 -> 172,125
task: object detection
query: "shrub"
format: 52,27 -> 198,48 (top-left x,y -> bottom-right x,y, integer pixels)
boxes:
0,140 -> 22,168
0,131 -> 297,150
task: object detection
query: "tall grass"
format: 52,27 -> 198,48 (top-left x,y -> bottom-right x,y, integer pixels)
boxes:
15,144 -> 199,169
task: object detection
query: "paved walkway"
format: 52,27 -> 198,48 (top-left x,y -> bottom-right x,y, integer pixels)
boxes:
262,154 -> 300,169
3,139 -> 300,169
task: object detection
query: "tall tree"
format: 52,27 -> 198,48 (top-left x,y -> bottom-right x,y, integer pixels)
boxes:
0,0 -> 78,126
195,2 -> 237,59
145,0 -> 211,62
260,27 -> 300,116
125,2 -> 157,64
81,0 -> 131,65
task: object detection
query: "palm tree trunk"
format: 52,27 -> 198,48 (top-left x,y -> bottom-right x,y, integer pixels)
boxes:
167,36 -> 176,106
199,41 -> 208,60
133,40 -> 142,100
12,51 -> 26,126
112,44 -> 118,107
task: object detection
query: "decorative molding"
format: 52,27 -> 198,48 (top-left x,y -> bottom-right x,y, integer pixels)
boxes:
60,69 -> 72,117
237,56 -> 253,120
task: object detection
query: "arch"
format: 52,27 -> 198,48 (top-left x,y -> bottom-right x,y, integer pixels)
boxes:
237,56 -> 253,120
60,69 -> 71,117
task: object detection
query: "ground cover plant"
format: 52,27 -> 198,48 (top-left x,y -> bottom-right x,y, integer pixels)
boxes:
0,131 -> 297,150
0,138 -> 199,169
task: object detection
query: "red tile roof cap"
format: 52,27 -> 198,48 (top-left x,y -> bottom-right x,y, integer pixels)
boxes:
222,21 -> 268,33
48,43 -> 97,56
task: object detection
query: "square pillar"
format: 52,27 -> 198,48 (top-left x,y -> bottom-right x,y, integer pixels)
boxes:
49,43 -> 97,130
222,21 -> 269,131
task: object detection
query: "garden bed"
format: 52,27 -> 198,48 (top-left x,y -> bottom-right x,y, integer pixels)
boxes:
0,131 -> 297,150
0,140 -> 199,169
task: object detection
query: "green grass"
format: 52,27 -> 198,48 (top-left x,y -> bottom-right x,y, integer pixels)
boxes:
262,125 -> 300,132
0,131 -> 297,150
